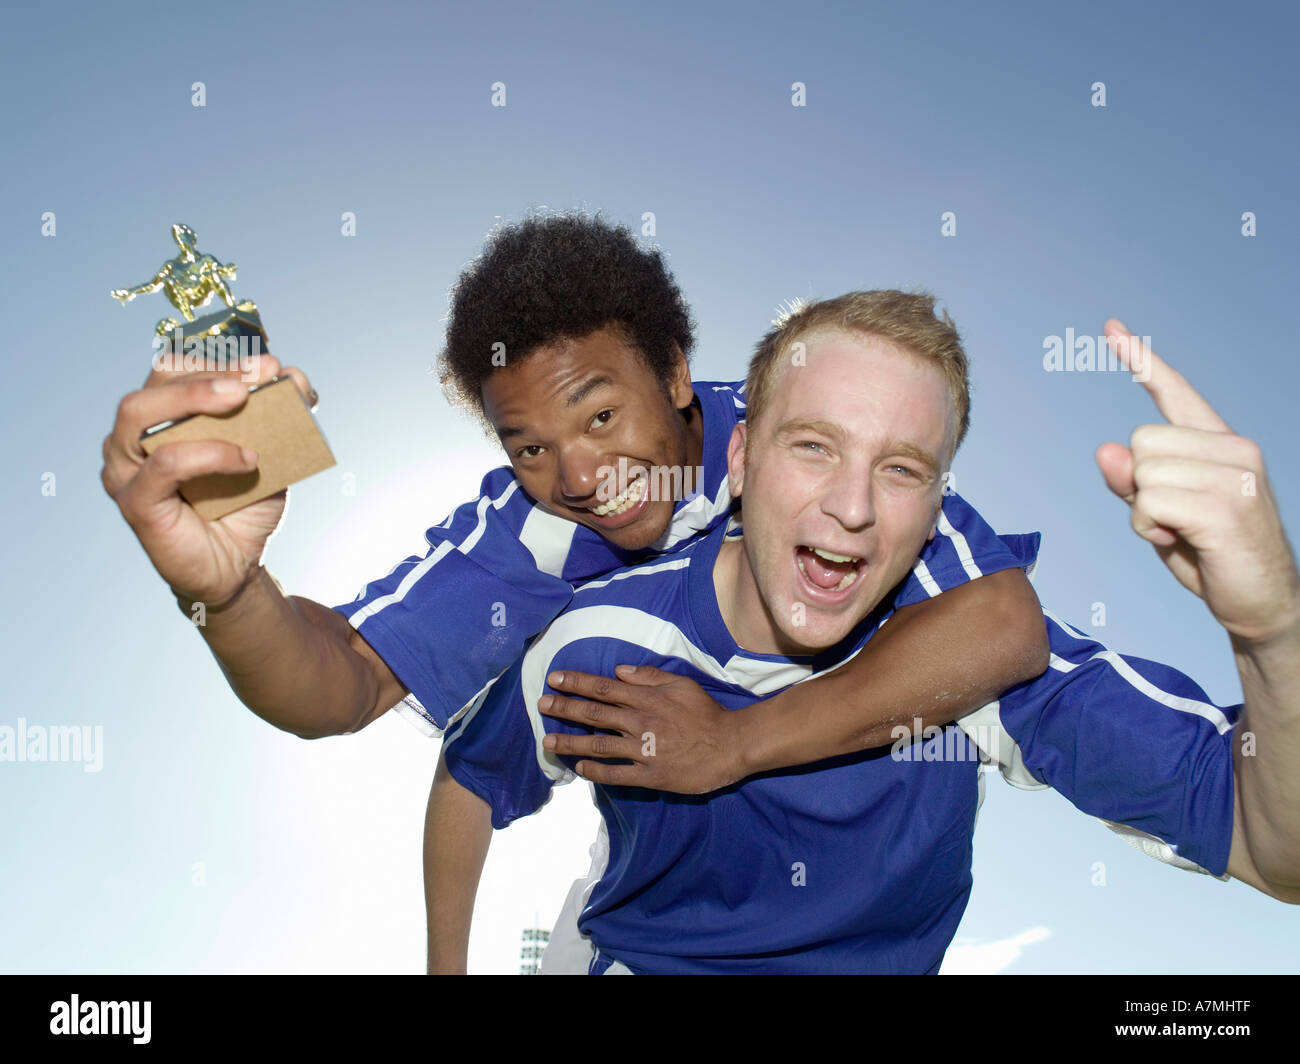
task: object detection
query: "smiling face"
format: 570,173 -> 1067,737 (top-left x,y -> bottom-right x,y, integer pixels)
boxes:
718,329 -> 957,655
481,324 -> 704,551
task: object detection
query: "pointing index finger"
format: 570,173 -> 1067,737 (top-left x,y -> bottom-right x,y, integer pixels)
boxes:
1105,319 -> 1230,433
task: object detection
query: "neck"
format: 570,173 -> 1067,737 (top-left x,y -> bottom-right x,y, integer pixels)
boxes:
713,533 -> 811,657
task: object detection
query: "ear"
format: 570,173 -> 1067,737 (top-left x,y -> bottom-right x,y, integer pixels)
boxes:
726,424 -> 747,498
668,342 -> 694,410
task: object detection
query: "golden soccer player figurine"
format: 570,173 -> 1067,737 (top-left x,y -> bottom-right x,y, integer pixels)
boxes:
110,223 -> 333,521
111,223 -> 261,341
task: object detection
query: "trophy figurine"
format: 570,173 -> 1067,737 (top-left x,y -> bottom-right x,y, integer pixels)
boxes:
111,222 -> 269,352
112,224 -> 335,521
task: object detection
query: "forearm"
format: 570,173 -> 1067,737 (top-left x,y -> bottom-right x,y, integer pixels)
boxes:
1233,617 -> 1300,888
737,569 -> 1048,776
425,755 -> 493,974
178,565 -> 376,738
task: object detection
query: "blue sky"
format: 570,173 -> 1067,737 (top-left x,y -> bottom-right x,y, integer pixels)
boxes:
1,0 -> 1297,973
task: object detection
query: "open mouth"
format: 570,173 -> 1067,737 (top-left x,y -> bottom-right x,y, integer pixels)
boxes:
795,545 -> 865,596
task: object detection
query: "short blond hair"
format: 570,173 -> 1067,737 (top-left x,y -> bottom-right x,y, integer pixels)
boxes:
745,290 -> 971,455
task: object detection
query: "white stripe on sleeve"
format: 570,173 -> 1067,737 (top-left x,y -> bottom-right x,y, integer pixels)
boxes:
935,509 -> 984,581
910,558 -> 942,598
1042,610 -> 1234,735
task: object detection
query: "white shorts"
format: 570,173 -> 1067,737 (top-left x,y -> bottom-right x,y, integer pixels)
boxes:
538,819 -> 633,974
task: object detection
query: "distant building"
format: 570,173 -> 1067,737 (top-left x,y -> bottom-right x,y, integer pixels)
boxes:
520,927 -> 550,975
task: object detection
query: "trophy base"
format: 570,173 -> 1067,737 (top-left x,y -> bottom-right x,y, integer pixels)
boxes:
156,302 -> 270,362
139,376 -> 336,521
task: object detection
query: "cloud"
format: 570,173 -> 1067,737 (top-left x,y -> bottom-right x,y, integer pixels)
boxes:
939,927 -> 1052,974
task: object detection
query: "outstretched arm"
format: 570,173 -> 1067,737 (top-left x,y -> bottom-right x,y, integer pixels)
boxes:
110,274 -> 166,304
540,565 -> 1047,793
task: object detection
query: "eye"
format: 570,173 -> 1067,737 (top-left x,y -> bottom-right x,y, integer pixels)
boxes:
515,444 -> 545,459
796,440 -> 827,454
589,408 -> 614,430
886,464 -> 920,479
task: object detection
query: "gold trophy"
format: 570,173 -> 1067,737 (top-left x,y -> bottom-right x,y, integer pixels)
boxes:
111,223 -> 268,347
113,224 -> 335,520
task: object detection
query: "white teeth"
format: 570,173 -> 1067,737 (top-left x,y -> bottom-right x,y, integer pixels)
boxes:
811,547 -> 861,564
591,477 -> 646,517
834,569 -> 859,592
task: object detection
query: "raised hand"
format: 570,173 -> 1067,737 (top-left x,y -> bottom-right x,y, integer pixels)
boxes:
101,351 -> 317,611
1095,320 -> 1299,644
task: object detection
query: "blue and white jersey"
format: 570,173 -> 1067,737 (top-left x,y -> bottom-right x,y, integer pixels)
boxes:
443,521 -> 1241,975
444,519 -> 1049,974
333,379 -> 1024,735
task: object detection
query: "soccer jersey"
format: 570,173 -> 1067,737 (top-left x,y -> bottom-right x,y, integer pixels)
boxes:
332,379 -> 1027,735
442,520 -> 1241,975
444,519 -> 1032,973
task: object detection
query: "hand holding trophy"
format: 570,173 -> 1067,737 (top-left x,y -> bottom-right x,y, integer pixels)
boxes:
102,225 -> 335,611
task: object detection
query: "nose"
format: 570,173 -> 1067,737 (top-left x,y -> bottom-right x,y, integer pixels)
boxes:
556,444 -> 605,502
820,460 -> 876,531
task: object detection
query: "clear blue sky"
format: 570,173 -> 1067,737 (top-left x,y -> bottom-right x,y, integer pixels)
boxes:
1,0 -> 1297,973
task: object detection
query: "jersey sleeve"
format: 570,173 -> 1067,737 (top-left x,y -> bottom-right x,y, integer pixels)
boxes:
331,467 -> 576,736
955,608 -> 1240,877
440,658 -> 560,830
891,491 -> 1040,609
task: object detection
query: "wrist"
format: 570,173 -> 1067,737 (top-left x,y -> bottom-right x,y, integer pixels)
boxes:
1232,613 -> 1300,675
1230,585 -> 1300,655
173,565 -> 278,622
720,708 -> 755,786
729,693 -> 791,781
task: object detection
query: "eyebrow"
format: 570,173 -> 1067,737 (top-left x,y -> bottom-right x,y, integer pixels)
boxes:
773,418 -> 844,442
565,375 -> 613,407
886,441 -> 941,476
496,375 -> 616,443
